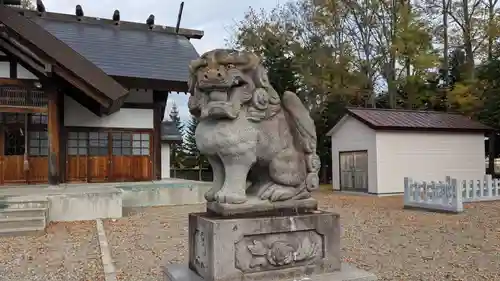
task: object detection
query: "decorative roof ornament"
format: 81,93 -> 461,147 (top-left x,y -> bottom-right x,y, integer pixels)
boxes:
112,9 -> 120,24
36,0 -> 45,13
75,4 -> 83,20
146,14 -> 154,29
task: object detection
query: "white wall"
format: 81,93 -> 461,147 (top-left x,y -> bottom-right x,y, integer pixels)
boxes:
330,116 -> 378,193
17,65 -> 38,79
376,131 -> 486,194
0,61 -> 9,78
161,143 -> 171,178
64,96 -> 153,128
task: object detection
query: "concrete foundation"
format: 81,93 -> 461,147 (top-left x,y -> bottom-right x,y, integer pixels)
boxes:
163,263 -> 377,281
0,179 -> 211,223
47,188 -> 122,222
120,181 -> 211,208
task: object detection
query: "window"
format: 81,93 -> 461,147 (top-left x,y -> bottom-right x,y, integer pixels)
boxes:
112,132 -> 150,156
31,113 -> 48,125
5,113 -> 25,125
132,133 -> 150,156
68,132 -> 88,156
89,132 -> 108,156
29,131 -> 48,156
112,132 -> 132,156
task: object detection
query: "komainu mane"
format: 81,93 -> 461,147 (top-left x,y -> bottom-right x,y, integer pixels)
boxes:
188,49 -> 320,204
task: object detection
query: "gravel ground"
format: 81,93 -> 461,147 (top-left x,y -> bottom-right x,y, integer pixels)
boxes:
0,221 -> 104,281
104,205 -> 204,280
104,192 -> 500,281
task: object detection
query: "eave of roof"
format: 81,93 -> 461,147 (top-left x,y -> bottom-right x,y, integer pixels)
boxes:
346,107 -> 493,133
0,5 -> 128,114
161,120 -> 183,143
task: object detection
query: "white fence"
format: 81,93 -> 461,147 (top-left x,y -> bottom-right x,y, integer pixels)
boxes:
404,175 -> 500,213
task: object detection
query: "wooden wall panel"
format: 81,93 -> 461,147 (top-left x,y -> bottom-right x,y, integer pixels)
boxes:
88,156 -> 109,182
3,155 -> 26,184
28,156 -> 48,183
66,155 -> 87,183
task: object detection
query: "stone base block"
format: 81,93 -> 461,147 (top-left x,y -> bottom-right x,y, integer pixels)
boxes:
185,211 -> 341,281
206,197 -> 318,216
162,263 -> 377,281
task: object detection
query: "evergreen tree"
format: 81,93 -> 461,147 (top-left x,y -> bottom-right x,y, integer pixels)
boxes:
169,102 -> 184,135
169,103 -> 184,170
182,115 -> 208,170
184,115 -> 198,157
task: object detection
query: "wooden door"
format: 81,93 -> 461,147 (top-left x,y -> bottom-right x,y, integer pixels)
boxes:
66,131 -> 88,182
2,113 -> 27,184
66,130 -> 110,183
88,131 -> 109,182
110,131 -> 152,182
0,113 -> 49,185
339,150 -> 368,192
27,130 -> 49,183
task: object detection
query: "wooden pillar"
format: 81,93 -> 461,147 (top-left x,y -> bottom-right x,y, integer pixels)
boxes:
153,91 -> 168,180
47,86 -> 60,185
57,92 -> 66,183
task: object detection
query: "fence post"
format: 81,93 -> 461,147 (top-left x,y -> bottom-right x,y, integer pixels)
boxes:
493,179 -> 500,197
485,174 -> 492,198
430,181 -> 437,204
404,177 -> 411,205
452,178 -> 463,212
471,180 -> 477,200
462,179 -> 467,200
445,176 -> 452,205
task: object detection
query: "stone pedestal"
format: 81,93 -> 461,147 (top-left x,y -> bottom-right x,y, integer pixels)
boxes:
162,211 -> 377,281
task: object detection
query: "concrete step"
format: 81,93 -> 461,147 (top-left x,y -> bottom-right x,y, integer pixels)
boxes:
0,216 -> 46,229
0,208 -> 47,219
0,197 -> 48,209
0,226 -> 46,237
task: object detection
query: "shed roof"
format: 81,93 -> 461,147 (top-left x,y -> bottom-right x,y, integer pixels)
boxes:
161,120 -> 182,143
20,9 -> 202,88
327,108 -> 492,135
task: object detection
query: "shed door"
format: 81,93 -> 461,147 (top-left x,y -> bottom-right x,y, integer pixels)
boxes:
339,150 -> 368,192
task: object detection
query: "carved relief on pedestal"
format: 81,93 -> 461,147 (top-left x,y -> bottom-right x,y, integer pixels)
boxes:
193,228 -> 208,272
234,230 -> 323,272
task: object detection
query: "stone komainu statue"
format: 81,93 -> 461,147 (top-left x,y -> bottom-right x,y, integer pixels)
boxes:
188,49 -> 320,204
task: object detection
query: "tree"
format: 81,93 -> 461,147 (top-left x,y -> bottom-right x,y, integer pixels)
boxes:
231,0 -> 500,181
21,0 -> 34,9
169,103 -> 184,173
183,115 -> 207,172
183,115 -> 198,157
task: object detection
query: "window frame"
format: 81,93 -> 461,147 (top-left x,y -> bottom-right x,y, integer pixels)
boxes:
67,131 -> 89,156
65,128 -> 153,158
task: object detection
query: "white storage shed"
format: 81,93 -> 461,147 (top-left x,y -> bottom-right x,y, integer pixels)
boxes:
326,108 -> 491,195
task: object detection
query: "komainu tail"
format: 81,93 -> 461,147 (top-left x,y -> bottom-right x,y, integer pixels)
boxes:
281,91 -> 320,192
281,91 -> 317,153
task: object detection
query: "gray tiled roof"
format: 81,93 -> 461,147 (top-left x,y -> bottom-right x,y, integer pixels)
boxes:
29,16 -> 200,82
161,121 -> 183,142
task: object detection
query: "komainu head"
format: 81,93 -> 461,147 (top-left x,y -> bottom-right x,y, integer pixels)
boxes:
188,49 -> 281,121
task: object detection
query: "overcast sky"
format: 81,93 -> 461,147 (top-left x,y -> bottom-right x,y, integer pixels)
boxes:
40,0 -> 287,122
